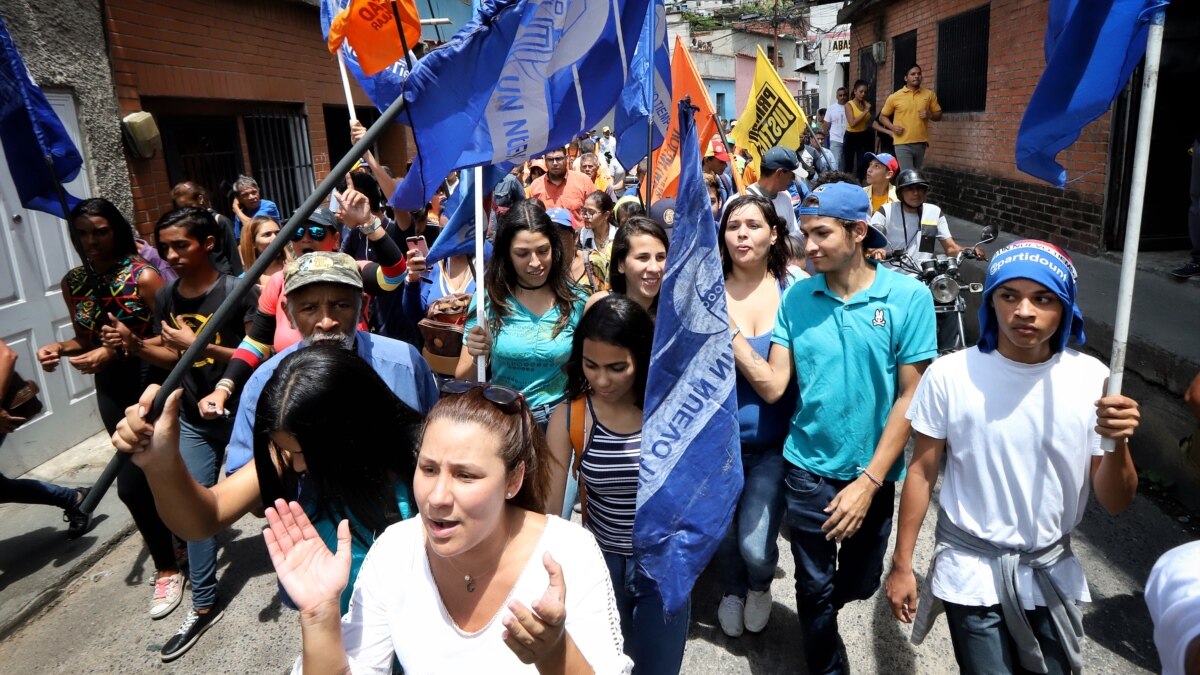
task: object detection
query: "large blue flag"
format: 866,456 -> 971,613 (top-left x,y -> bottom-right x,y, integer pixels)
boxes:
1015,0 -> 1167,186
0,16 -> 83,219
613,0 -> 670,171
389,0 -> 653,210
319,0 -> 410,112
634,98 -> 742,616
424,165 -> 503,265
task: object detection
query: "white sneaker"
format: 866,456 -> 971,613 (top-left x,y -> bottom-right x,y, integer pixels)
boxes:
717,594 -> 745,637
150,572 -> 186,620
744,589 -> 772,633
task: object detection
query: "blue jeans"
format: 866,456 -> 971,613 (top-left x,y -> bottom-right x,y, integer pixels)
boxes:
178,417 -> 232,610
784,462 -> 896,675
716,449 -> 786,597
0,472 -> 78,509
603,551 -> 689,675
944,602 -> 1071,675
829,141 -> 844,171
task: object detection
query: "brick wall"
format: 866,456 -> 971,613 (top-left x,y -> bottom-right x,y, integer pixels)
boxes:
104,0 -> 408,235
848,0 -> 1110,252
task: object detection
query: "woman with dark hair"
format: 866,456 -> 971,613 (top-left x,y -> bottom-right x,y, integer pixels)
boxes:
35,197 -> 182,621
262,382 -> 632,674
457,201 -> 588,429
712,194 -> 801,639
580,191 -> 615,292
585,216 -> 668,316
544,295 -> 686,673
110,346 -> 423,617
843,79 -> 875,181
613,197 -> 645,227
102,207 -> 258,660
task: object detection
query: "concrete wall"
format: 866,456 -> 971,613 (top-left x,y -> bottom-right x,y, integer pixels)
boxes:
0,0 -> 134,216
847,0 -> 1109,252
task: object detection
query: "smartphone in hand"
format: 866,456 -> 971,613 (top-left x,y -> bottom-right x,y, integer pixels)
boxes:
407,235 -> 429,258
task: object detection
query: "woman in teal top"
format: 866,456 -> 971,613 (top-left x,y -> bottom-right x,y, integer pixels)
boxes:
110,346 -> 422,613
458,201 -> 588,429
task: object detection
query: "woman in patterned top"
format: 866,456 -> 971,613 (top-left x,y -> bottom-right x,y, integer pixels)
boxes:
35,198 -> 184,621
545,294 -> 688,674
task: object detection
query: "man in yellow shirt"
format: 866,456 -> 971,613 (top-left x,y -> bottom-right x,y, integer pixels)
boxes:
879,64 -> 943,172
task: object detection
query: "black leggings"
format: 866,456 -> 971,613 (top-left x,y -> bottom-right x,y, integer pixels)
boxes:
97,360 -> 178,572
842,129 -> 875,182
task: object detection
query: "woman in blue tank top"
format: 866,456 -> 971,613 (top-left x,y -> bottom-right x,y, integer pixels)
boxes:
714,194 -> 802,638
545,294 -> 688,674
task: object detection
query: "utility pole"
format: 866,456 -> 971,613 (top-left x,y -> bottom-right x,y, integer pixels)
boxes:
773,0 -> 779,67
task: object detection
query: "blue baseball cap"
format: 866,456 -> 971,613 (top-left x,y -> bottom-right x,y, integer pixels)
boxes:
546,207 -> 574,229
799,182 -> 888,249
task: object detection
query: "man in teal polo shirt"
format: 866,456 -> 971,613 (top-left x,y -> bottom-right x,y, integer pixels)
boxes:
729,180 -> 936,674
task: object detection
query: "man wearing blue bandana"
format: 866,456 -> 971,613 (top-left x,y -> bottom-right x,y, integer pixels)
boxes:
886,240 -> 1141,675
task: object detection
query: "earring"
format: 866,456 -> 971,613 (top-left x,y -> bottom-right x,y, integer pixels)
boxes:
506,493 -> 513,499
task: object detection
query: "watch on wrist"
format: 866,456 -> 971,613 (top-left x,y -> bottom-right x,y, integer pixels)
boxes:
358,216 -> 382,235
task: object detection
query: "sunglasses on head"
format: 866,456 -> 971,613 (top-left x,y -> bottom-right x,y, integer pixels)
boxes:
439,379 -> 526,415
291,225 -> 332,242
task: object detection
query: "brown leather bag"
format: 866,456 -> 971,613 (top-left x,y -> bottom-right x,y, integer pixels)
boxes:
4,373 -> 44,421
418,293 -> 472,376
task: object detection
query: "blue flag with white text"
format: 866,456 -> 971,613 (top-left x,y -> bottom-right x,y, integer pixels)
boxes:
1015,0 -> 1167,186
319,0 -> 410,112
425,165 -> 503,265
389,0 -> 653,210
613,0 -> 670,170
634,99 -> 742,616
0,16 -> 83,219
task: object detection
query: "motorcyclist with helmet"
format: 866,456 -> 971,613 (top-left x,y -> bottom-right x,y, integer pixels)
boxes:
868,169 -> 982,262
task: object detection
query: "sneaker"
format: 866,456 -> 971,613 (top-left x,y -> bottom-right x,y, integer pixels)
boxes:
149,572 -> 186,620
717,594 -> 745,637
1170,261 -> 1200,279
744,589 -> 773,633
63,487 -> 93,539
160,608 -> 223,662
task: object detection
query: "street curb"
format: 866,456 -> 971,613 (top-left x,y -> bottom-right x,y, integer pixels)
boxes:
0,521 -> 137,641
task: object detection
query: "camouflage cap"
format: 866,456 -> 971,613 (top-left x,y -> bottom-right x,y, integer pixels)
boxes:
283,251 -> 362,295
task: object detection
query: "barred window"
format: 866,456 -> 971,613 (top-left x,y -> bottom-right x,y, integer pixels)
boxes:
937,5 -> 990,112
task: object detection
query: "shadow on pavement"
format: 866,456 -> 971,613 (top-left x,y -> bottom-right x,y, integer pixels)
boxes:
213,526 -> 278,619
1084,592 -> 1162,672
0,515 -> 109,593
688,562 -> 805,673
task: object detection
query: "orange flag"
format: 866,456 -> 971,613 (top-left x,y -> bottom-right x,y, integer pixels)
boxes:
648,37 -> 718,204
327,0 -> 421,76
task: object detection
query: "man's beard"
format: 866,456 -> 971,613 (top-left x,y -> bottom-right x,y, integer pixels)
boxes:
303,332 -> 355,350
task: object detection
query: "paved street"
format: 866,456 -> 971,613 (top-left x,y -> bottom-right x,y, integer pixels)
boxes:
0,475 -> 1190,674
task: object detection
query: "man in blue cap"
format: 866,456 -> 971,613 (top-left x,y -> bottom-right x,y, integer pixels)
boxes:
886,239 -> 1141,675
729,180 -> 937,674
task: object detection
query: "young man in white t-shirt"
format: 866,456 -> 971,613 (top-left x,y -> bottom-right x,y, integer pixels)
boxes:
884,240 -> 1141,675
825,87 -> 849,171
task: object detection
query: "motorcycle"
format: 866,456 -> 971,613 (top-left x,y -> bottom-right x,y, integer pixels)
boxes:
886,226 -> 998,355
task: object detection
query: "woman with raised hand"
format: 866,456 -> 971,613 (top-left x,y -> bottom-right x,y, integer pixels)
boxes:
110,346 -> 423,616
456,201 -> 588,430
35,198 -> 182,621
545,294 -> 687,674
712,193 -> 801,639
265,382 -> 632,674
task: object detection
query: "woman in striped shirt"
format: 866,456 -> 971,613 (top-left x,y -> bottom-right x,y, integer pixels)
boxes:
545,294 -> 688,674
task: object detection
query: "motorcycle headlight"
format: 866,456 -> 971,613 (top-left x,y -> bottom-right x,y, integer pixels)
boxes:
929,275 -> 960,304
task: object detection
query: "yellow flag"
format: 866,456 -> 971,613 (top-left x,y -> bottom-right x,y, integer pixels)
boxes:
730,46 -> 808,176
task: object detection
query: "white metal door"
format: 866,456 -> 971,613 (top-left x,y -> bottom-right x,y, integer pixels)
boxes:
0,91 -> 103,476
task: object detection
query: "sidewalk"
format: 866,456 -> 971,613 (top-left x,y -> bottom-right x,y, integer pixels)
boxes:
0,432 -> 134,639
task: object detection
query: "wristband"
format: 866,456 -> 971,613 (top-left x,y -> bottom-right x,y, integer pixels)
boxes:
730,326 -> 741,339
214,378 -> 236,396
859,467 -> 884,488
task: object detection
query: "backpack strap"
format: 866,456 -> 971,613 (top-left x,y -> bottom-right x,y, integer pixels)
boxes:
567,396 -> 586,478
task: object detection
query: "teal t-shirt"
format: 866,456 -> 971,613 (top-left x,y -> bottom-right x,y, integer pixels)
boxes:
465,290 -> 588,409
770,264 -> 936,481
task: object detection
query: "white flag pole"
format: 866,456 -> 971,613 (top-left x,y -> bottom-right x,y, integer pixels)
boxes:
336,50 -> 358,122
1101,8 -> 1165,451
474,166 -> 487,381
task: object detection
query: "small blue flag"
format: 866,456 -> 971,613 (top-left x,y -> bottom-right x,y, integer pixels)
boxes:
613,0 -> 671,170
389,0 -> 653,210
1015,0 -> 1167,186
425,166 -> 503,266
319,0 -> 409,112
0,16 -> 83,219
634,98 -> 742,616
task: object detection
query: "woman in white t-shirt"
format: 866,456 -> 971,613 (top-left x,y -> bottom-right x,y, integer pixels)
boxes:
265,382 -> 631,675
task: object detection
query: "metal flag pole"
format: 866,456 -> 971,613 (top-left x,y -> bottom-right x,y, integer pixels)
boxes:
78,91 -> 413,514
1100,7 -> 1165,451
644,2 -> 655,204
337,50 -> 359,122
474,166 -> 486,380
